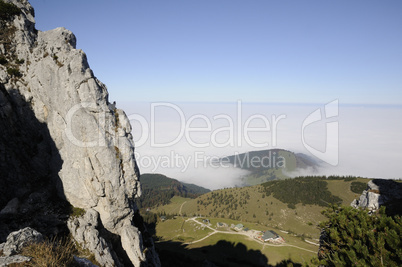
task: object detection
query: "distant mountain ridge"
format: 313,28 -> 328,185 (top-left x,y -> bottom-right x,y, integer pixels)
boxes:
141,173 -> 210,196
136,174 -> 210,209
223,149 -> 319,185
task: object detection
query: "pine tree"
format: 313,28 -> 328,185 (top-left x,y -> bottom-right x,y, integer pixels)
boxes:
316,205 -> 402,266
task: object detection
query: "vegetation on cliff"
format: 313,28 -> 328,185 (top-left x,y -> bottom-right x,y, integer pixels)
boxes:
316,205 -> 402,266
0,0 -> 21,21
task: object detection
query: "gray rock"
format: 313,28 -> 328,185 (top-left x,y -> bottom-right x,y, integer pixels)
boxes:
351,189 -> 382,211
0,198 -> 19,215
0,255 -> 32,266
2,227 -> 43,256
73,255 -> 99,267
351,179 -> 402,213
68,209 -> 121,267
0,1 -> 160,266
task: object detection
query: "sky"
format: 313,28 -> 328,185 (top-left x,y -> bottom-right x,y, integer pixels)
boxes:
28,0 -> 402,188
30,0 -> 402,104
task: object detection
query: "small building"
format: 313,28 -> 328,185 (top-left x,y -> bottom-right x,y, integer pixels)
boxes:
261,230 -> 277,241
202,219 -> 210,224
234,223 -> 244,231
160,216 -> 167,222
243,227 -> 249,232
217,222 -> 228,228
261,230 -> 285,243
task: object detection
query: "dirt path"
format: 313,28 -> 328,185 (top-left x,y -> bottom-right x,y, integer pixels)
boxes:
179,201 -> 187,216
183,217 -> 317,254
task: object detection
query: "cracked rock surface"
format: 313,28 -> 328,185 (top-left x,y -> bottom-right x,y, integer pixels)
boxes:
0,0 -> 160,266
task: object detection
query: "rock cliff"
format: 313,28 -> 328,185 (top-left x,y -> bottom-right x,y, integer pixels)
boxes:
351,179 -> 402,216
0,0 -> 160,266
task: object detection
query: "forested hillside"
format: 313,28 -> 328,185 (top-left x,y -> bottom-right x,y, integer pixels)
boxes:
136,174 -> 210,209
262,176 -> 344,209
224,149 -> 320,185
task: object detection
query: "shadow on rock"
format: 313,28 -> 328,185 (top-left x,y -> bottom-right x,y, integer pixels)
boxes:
0,84 -> 69,242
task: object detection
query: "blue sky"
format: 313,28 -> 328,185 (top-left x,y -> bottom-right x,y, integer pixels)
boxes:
30,0 -> 402,105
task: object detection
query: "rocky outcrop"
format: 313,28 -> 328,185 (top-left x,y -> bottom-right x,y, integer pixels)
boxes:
1,227 -> 43,257
68,209 -> 120,267
0,0 -> 159,266
73,256 -> 100,267
351,179 -> 402,215
0,227 -> 101,267
0,227 -> 42,266
0,255 -> 32,266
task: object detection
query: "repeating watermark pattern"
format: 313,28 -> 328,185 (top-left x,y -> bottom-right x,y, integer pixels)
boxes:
133,150 -> 286,173
64,100 -> 339,172
301,100 -> 339,166
128,101 -> 287,148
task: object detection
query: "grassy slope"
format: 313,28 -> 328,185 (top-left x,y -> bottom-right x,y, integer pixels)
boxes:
155,178 -> 370,239
326,178 -> 369,204
152,177 -> 371,265
187,233 -> 317,265
152,196 -> 191,215
156,217 -> 213,242
155,216 -> 318,265
180,185 -> 325,238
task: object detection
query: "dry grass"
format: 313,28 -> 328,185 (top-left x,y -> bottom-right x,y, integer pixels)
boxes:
11,238 -> 78,267
6,235 -> 101,267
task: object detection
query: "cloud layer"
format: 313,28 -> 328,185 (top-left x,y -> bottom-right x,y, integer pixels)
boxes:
119,101 -> 402,189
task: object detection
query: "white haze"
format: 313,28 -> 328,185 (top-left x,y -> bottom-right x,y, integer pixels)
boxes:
118,101 -> 402,190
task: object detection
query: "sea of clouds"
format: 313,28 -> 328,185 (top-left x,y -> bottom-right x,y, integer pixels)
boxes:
118,101 -> 402,190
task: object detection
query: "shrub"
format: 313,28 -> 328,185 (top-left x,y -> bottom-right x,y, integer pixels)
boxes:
52,54 -> 64,67
315,206 -> 402,266
7,67 -> 22,77
0,0 -> 21,20
69,206 -> 85,218
344,176 -> 357,182
350,181 -> 368,194
0,56 -> 7,65
114,145 -> 121,159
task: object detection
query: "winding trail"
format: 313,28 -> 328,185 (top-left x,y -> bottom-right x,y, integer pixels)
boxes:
179,201 -> 187,216
182,217 -> 317,254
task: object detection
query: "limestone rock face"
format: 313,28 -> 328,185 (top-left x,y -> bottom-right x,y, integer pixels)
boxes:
351,181 -> 382,211
0,198 -> 19,215
0,0 -> 159,266
0,255 -> 32,266
2,227 -> 43,256
73,256 -> 100,267
351,179 -> 402,215
67,209 -> 120,267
